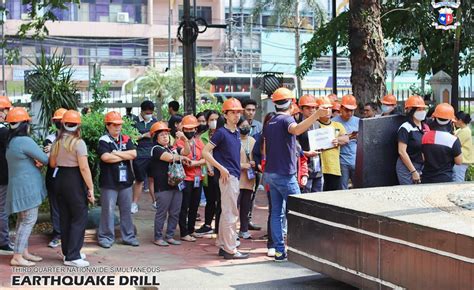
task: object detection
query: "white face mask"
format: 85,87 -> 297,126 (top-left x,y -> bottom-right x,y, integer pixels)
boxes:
10,122 -> 21,129
143,114 -> 153,121
436,118 -> 451,125
64,124 -> 78,132
209,120 -> 217,130
414,111 -> 427,121
381,105 -> 393,113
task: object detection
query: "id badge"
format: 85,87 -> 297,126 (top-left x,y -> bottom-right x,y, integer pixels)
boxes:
194,176 -> 201,188
52,167 -> 59,178
118,163 -> 128,182
247,168 -> 256,180
178,181 -> 186,191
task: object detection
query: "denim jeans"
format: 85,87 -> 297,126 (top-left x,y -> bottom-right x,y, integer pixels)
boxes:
265,173 -> 300,253
452,164 -> 468,182
340,163 -> 355,190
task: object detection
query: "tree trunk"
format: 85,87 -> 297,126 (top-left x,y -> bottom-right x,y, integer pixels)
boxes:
349,0 -> 386,105
156,91 -> 163,120
451,7 -> 462,112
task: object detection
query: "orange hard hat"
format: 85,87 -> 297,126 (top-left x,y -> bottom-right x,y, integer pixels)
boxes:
104,111 -> 124,124
290,103 -> 301,116
0,96 -> 12,109
222,98 -> 243,112
341,94 -> 357,110
62,110 -> 82,124
381,94 -> 397,105
181,115 -> 199,129
298,94 -> 317,107
327,93 -> 338,102
332,101 -> 341,111
271,87 -> 295,102
52,108 -> 67,120
316,96 -> 333,108
432,103 -> 456,121
150,121 -> 171,136
404,95 -> 427,109
6,107 -> 31,123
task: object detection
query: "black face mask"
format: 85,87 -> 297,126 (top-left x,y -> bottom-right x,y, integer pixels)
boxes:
197,124 -> 208,133
54,121 -> 62,130
184,131 -> 195,139
240,127 -> 251,136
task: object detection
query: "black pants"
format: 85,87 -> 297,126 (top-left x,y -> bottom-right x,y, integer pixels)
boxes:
203,175 -> 221,233
179,181 -> 202,237
46,169 -> 61,238
54,167 -> 88,261
323,174 -> 341,191
247,172 -> 261,222
238,189 -> 253,232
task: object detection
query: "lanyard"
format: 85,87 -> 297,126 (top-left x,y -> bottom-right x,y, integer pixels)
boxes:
191,140 -> 197,160
108,134 -> 123,151
244,138 -> 251,161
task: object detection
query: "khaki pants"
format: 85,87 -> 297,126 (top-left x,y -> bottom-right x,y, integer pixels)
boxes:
216,175 -> 240,254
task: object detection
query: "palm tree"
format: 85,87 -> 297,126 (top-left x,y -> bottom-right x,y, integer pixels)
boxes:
251,0 -> 326,95
137,67 -> 168,120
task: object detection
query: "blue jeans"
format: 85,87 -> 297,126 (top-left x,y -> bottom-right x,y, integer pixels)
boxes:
452,164 -> 468,182
340,163 -> 355,190
265,173 -> 300,253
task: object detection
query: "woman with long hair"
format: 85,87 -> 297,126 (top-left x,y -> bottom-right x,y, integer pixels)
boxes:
453,111 -> 473,181
5,107 -> 49,267
50,110 -> 94,267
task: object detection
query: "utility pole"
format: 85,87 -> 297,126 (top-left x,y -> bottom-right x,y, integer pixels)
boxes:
167,0 -> 172,70
1,1 -> 6,95
331,0 -> 337,94
295,0 -> 301,97
182,0 -> 196,115
193,0 -> 197,66
249,18 -> 253,90
229,0 -> 236,72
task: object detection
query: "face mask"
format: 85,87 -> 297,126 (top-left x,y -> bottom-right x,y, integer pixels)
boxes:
240,127 -> 251,136
54,121 -> 62,129
197,124 -> 208,133
414,111 -> 427,121
381,105 -> 392,113
436,118 -> 451,125
143,114 -> 153,121
10,122 -> 21,130
184,131 -> 195,139
64,124 -> 78,132
209,120 -> 217,130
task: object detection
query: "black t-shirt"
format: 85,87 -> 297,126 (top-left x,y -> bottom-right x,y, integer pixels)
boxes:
43,133 -> 58,189
397,121 -> 424,165
133,115 -> 158,158
147,145 -> 181,192
97,134 -> 136,189
421,130 -> 462,183
0,124 -> 9,185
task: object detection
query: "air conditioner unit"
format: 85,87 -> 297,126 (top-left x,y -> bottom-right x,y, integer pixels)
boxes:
21,13 -> 31,20
117,12 -> 129,23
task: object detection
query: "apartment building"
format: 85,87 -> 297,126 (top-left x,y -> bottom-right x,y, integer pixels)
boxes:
2,0 -> 225,90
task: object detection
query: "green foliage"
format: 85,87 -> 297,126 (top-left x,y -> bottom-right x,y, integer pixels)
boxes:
80,112 -> 139,199
197,101 -> 222,114
465,165 -> 474,181
28,49 -> 79,134
89,69 -> 111,114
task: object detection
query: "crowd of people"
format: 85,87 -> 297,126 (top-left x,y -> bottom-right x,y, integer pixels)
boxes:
0,89 -> 471,267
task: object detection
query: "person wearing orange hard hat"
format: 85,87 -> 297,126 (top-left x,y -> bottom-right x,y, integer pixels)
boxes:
333,94 -> 359,190
263,88 -> 329,262
0,96 -> 12,253
5,107 -> 49,266
50,110 -> 94,267
381,94 -> 401,116
174,115 -> 206,242
202,98 -> 251,260
421,103 -> 462,184
43,108 -> 67,249
331,101 -> 341,118
396,95 -> 428,185
97,111 -> 139,249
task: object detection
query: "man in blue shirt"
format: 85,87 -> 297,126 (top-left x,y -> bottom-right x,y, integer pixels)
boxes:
202,98 -> 248,260
332,94 -> 360,189
264,88 -> 328,262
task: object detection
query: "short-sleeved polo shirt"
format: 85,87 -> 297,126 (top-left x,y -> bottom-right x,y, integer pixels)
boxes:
210,126 -> 241,178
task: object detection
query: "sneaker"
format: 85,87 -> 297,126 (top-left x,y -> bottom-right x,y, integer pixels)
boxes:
239,231 -> 252,239
64,259 -> 90,267
48,237 -> 61,248
154,239 -> 169,247
123,239 -> 140,247
223,251 -> 249,260
194,225 -> 213,237
131,202 -> 139,214
248,222 -> 262,231
98,242 -> 112,249
63,253 -> 86,262
274,251 -> 287,262
257,185 -> 265,191
236,238 -> 241,248
267,248 -> 276,257
0,243 -> 14,254
218,248 -> 225,256
181,235 -> 196,242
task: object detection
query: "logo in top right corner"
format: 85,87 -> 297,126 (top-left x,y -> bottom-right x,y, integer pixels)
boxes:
431,1 -> 461,30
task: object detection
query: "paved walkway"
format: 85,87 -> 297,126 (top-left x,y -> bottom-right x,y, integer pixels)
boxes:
0,190 -> 355,289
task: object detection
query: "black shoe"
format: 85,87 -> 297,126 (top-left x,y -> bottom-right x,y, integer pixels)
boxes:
218,248 -> 225,256
223,251 -> 249,260
0,244 -> 14,253
248,222 -> 262,231
194,225 -> 213,237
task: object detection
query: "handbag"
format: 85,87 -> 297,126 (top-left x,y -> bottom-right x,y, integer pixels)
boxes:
167,155 -> 186,187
